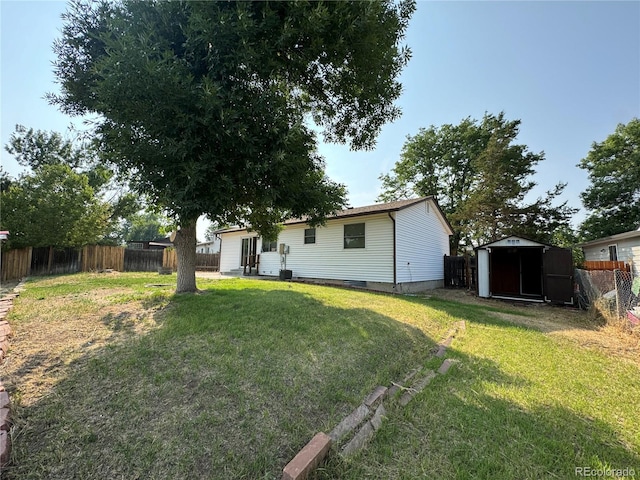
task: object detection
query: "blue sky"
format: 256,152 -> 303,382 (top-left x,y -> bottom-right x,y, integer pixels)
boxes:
2,1 -> 639,239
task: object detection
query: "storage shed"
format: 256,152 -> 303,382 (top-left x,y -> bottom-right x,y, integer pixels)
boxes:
475,236 -> 574,304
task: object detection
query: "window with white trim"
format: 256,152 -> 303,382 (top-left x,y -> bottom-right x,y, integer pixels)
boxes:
262,239 -> 277,252
344,223 -> 365,249
304,228 -> 316,244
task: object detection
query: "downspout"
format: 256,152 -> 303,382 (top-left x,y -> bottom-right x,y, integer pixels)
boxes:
388,212 -> 397,288
216,233 -> 222,272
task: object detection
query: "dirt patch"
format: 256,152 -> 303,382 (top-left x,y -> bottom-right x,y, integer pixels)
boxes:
1,288 -> 168,407
429,289 -> 640,367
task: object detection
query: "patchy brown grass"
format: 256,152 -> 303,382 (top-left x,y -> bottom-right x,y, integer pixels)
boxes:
4,274 -> 447,479
3,276 -> 639,479
3,280 -> 171,407
429,288 -> 640,367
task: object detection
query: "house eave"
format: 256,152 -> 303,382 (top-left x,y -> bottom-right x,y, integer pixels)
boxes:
216,196 -> 454,236
579,228 -> 640,248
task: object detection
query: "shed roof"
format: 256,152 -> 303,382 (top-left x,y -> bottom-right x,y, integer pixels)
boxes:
475,235 -> 552,249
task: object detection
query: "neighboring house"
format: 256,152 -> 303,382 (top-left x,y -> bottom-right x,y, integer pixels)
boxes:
580,226 -> 640,273
217,197 -> 453,293
475,236 -> 574,304
196,238 -> 220,254
127,236 -> 173,250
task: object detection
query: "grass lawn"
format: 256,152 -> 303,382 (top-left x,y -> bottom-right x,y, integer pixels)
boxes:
2,273 -> 639,479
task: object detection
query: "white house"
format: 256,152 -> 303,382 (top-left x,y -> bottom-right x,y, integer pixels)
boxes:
581,226 -> 640,274
217,197 -> 453,293
196,238 -> 220,254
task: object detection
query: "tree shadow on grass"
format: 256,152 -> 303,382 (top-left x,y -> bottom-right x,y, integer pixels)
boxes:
5,285 -> 440,480
316,293 -> 640,479
319,347 -> 640,480
403,292 -> 596,335
6,283 -> 639,480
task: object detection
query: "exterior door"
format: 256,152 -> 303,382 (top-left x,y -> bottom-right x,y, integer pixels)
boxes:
542,248 -> 574,304
490,248 -> 520,296
241,237 -> 257,266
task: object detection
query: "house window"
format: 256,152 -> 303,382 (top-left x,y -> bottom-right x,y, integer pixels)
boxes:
608,245 -> 618,261
262,239 -> 278,252
129,242 -> 143,250
344,223 -> 365,249
304,228 -> 316,244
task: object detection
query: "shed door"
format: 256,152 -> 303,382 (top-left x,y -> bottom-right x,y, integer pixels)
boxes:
542,248 -> 574,304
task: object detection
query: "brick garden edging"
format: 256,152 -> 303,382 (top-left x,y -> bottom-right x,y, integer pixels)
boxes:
0,280 -> 22,470
280,320 -> 467,480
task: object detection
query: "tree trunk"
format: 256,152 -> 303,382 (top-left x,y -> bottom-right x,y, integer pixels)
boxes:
174,220 -> 198,293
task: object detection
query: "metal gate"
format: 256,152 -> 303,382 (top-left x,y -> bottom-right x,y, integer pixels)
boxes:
542,247 -> 574,304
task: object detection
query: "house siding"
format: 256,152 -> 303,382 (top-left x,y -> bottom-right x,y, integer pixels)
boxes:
219,230 -> 260,272
583,237 -> 640,263
632,246 -> 640,277
196,238 -> 220,254
395,199 -> 450,283
257,214 -> 394,283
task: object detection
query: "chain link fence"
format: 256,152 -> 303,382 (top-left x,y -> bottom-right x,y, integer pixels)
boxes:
575,266 -> 639,330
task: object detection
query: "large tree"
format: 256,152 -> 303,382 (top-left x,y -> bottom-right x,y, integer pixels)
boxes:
578,118 -> 640,240
0,164 -> 110,249
51,0 -> 415,292
379,112 -> 576,252
5,125 -> 140,243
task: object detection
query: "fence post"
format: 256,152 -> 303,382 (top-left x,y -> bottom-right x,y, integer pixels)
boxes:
47,246 -> 54,274
464,251 -> 471,290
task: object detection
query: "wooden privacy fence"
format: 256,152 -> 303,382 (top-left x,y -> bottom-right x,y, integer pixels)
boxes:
0,247 -> 32,283
82,245 -> 125,272
125,249 -> 163,272
583,260 -> 630,272
443,254 -> 476,289
1,245 -> 220,283
163,249 -> 177,272
196,252 -> 220,270
161,250 -> 219,272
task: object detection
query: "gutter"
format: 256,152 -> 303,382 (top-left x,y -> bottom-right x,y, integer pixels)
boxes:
388,212 -> 397,286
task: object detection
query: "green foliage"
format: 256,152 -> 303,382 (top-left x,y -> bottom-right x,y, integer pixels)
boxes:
204,223 -> 222,242
578,118 -> 640,240
0,165 -> 110,248
51,0 -> 415,291
121,212 -> 171,242
551,224 -> 584,267
51,0 -> 414,228
5,124 -> 84,170
4,125 -> 141,246
0,169 -> 12,193
379,112 -> 576,252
